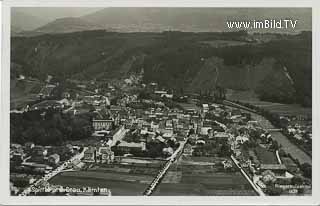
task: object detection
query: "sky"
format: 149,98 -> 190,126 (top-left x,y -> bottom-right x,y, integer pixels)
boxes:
12,7 -> 101,22
11,7 -> 312,32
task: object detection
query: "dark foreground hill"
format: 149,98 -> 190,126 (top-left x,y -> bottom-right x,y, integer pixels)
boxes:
11,30 -> 312,106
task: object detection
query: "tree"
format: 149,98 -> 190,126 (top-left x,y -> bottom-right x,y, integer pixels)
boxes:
278,149 -> 287,157
291,175 -> 303,185
269,141 -> 279,151
266,186 -> 283,196
262,170 -> 277,185
300,163 -> 312,179
218,143 -> 231,157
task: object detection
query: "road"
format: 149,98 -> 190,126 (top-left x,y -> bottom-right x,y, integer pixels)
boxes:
223,100 -> 311,165
20,147 -> 88,196
111,126 -> 128,147
230,155 -> 265,196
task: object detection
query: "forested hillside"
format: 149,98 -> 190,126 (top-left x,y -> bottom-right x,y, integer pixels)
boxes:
11,30 -> 312,106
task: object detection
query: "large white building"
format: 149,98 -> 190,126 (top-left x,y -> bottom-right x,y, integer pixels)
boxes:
92,119 -> 114,131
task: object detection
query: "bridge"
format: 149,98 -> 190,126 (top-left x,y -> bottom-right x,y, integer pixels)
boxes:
143,137 -> 189,196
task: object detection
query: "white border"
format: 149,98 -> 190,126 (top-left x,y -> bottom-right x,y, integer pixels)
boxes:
1,0 -> 320,205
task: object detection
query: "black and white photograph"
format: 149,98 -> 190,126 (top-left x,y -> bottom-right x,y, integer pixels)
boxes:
1,0 -> 319,205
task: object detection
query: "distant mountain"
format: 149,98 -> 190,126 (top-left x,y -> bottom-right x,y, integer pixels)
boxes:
11,25 -> 24,36
11,10 -> 50,33
33,17 -> 104,34
81,8 -> 311,32
13,8 -> 311,36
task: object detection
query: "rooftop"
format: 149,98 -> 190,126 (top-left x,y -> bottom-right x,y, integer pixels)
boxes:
118,141 -> 145,148
260,164 -> 287,170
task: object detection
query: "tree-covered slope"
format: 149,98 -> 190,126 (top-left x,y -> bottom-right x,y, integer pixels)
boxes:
11,30 -> 311,106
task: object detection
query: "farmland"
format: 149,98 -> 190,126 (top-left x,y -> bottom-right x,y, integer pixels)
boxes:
50,173 -> 148,195
154,156 -> 257,196
49,170 -> 153,195
154,170 -> 256,196
241,100 -> 311,117
226,90 -> 311,117
254,146 -> 278,164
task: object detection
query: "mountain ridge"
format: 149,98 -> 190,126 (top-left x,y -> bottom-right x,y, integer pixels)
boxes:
13,8 -> 312,36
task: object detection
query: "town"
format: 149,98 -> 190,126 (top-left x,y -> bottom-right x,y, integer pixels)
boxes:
10,72 -> 312,196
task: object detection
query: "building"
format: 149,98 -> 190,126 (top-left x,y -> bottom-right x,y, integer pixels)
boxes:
92,119 -> 114,131
235,135 -> 249,144
259,164 -> 287,177
214,132 -> 230,142
31,100 -> 63,110
24,142 -> 35,151
83,95 -> 103,105
48,154 -> 60,165
11,152 -> 25,163
202,104 -> 209,113
83,147 -> 97,162
32,146 -> 47,156
98,147 -> 114,164
154,90 -> 167,96
116,141 -> 146,154
58,98 -> 70,107
183,144 -> 193,156
37,84 -> 56,99
200,126 -> 212,135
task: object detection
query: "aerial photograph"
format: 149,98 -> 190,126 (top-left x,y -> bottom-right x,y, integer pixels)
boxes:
9,7 -> 312,196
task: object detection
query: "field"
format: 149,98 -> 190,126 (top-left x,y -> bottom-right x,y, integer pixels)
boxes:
154,172 -> 256,196
226,89 -> 311,117
50,154 -> 257,196
254,146 -> 279,164
49,170 -> 153,195
50,173 -> 148,195
154,156 -> 256,196
243,100 -> 311,117
227,90 -> 311,117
